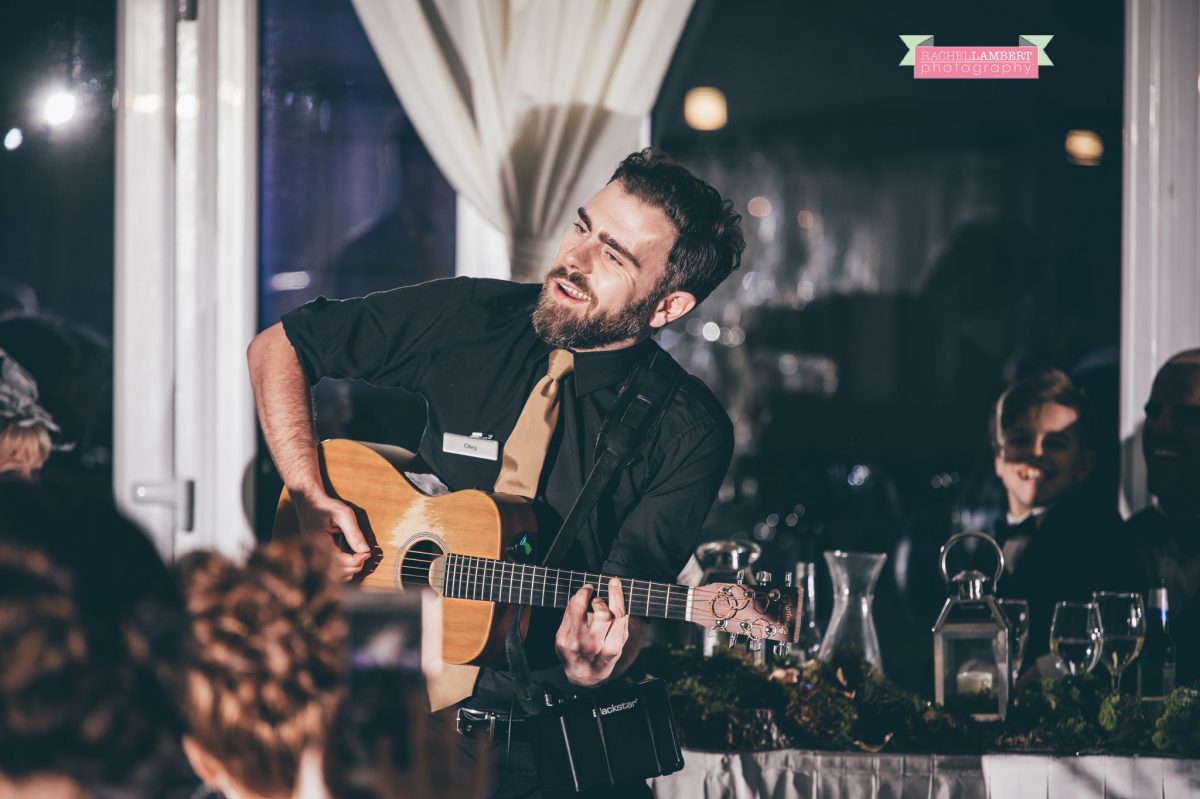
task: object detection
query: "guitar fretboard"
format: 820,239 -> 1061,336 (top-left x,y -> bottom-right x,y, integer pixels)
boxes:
441,554 -> 691,622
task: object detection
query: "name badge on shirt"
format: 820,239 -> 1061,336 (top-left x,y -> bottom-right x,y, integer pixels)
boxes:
443,432 -> 499,461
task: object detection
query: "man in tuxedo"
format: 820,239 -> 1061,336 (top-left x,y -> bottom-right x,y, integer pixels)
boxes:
988,370 -> 1134,667
1127,348 -> 1200,684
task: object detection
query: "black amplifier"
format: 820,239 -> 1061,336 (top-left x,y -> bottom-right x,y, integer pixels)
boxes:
533,677 -> 684,794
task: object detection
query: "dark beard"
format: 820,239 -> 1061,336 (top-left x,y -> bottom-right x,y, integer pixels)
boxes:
532,267 -> 663,349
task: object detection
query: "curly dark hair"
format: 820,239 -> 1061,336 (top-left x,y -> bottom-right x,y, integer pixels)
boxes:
0,479 -> 186,790
610,148 -> 745,304
175,533 -> 344,798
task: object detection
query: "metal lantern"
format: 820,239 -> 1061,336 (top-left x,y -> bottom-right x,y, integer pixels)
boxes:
932,531 -> 1010,721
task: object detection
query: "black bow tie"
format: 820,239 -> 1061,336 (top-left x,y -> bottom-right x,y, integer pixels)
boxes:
998,514 -> 1039,542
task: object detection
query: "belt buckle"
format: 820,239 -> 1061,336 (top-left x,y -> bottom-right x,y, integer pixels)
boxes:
456,707 -> 497,739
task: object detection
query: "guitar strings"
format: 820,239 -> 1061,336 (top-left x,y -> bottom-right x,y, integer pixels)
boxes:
385,563 -> 781,629
378,551 -> 750,616
392,568 -> 706,601
390,570 -> 715,620
387,573 -> 771,630
396,575 -> 696,616
387,552 -> 713,599
387,557 -> 748,612
392,567 -> 700,607
384,550 -> 714,604
365,547 -> 791,634
383,549 -> 730,597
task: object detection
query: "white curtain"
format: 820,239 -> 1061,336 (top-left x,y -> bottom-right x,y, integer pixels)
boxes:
351,0 -> 695,282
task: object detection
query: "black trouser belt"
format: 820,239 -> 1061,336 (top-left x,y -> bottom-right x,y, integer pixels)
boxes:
456,707 -> 534,741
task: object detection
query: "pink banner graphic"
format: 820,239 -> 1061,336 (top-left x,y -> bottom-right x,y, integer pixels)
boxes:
899,36 -> 1054,80
916,46 -> 1038,79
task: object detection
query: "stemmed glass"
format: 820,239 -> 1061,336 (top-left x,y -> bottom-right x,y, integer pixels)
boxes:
998,599 -> 1030,687
1092,591 -> 1146,694
1050,601 -> 1103,676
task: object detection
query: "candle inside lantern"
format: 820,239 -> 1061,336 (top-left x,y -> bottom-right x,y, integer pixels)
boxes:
956,662 -> 996,696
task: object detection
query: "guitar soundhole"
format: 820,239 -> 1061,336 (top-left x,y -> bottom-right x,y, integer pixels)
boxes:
398,538 -> 444,589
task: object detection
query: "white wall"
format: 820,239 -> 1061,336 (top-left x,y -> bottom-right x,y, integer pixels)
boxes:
114,0 -> 178,558
1121,0 -> 1200,515
115,0 -> 257,560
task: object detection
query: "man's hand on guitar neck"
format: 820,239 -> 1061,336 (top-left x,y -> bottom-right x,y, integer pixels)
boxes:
292,489 -> 371,581
556,577 -> 646,688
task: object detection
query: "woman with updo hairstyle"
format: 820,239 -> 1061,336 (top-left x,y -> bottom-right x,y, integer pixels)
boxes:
176,533 -> 344,799
0,480 -> 187,798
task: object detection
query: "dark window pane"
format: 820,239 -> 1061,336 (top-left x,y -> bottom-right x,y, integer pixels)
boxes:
0,2 -> 116,489
257,0 -> 456,531
259,0 -> 456,328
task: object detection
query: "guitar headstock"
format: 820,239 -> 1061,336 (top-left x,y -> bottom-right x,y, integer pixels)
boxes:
691,570 -> 804,656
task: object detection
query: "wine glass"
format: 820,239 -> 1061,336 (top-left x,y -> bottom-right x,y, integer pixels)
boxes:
998,599 -> 1030,687
1050,601 -> 1103,675
1093,591 -> 1146,694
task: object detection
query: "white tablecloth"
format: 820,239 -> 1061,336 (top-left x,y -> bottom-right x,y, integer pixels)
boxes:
650,748 -> 986,799
650,749 -> 1200,798
982,753 -> 1200,798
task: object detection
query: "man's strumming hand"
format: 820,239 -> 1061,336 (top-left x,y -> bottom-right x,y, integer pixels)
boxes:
292,489 -> 371,581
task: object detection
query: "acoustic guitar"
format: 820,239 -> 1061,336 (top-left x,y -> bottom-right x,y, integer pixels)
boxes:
274,439 -> 803,711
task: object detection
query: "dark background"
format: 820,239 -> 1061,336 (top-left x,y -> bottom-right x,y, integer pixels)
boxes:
653,0 -> 1123,692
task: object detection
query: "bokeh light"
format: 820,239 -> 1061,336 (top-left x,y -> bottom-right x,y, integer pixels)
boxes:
43,91 -> 77,126
684,86 -> 727,131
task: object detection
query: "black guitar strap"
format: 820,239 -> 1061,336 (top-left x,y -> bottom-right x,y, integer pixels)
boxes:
504,348 -> 684,709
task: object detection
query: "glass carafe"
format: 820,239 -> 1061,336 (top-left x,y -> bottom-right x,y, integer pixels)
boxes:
817,550 -> 887,674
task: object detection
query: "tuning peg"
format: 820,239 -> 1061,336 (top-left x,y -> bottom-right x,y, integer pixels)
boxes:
784,572 -> 793,587
735,569 -> 745,585
748,638 -> 764,652
773,642 -> 791,658
728,633 -> 744,647
714,618 -> 727,631
755,570 -> 772,584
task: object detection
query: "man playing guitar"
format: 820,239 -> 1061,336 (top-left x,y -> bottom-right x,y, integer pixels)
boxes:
247,148 -> 745,797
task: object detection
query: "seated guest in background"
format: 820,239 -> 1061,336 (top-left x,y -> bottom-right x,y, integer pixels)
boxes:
0,480 -> 187,798
0,348 -> 60,480
1127,347 -> 1200,684
988,370 -> 1136,666
0,313 -> 114,493
175,534 -> 343,799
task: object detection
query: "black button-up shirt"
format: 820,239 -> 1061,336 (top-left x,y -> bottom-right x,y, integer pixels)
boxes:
282,277 -> 732,678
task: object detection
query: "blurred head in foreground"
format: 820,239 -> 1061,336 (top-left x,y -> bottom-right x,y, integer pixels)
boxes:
0,480 -> 185,798
176,534 -> 344,799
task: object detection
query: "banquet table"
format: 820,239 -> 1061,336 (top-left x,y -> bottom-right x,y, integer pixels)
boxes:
649,748 -> 1200,798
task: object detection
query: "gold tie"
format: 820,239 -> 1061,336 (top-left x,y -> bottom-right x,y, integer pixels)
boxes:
493,349 -> 575,498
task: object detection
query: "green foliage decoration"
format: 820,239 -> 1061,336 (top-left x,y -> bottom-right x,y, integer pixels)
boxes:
630,644 -> 1200,756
